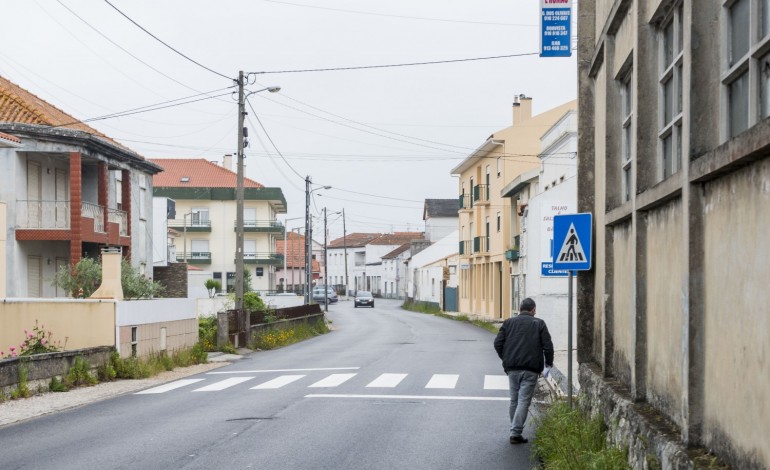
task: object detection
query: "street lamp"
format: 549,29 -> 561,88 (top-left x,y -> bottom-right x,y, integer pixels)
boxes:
304,181 -> 331,304
235,70 -> 281,313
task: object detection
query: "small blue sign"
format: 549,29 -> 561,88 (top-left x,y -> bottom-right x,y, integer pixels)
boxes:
541,262 -> 570,277
540,1 -> 572,58
552,213 -> 592,271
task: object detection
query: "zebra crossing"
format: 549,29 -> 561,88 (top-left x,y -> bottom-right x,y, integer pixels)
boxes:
135,370 -> 511,396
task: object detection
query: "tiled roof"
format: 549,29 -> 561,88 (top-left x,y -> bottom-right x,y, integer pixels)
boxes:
369,232 -> 424,245
150,158 -> 263,188
424,199 -> 459,219
382,243 -> 410,259
277,231 -> 307,268
0,75 -> 129,151
327,232 -> 382,249
0,131 -> 20,144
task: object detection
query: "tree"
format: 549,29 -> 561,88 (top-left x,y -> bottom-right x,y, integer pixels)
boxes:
204,279 -> 222,298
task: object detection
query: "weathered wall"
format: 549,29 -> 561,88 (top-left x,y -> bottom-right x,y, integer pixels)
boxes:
115,298 -> 198,358
153,262 -> 188,298
593,64 -> 608,364
611,222 -> 634,385
702,160 -> 770,468
644,199 -> 684,426
0,300 -> 115,352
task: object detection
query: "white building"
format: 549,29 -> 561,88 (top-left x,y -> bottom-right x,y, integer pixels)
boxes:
381,244 -> 410,299
406,230 -> 459,309
423,199 -> 458,242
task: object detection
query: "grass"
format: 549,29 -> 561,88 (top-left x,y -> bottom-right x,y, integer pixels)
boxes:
249,318 -> 330,351
532,401 -> 630,469
401,300 -> 500,333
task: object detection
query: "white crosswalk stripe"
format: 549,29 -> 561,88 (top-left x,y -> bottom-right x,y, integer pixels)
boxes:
134,373 -> 511,395
425,374 -> 460,389
251,375 -> 306,390
308,373 -> 357,388
193,377 -> 254,392
483,375 -> 509,390
366,373 -> 407,388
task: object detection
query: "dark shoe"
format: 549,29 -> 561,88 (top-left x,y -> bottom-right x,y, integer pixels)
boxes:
509,435 -> 529,444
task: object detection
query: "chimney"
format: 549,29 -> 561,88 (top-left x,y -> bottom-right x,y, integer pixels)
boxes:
89,248 -> 124,300
222,154 -> 233,171
512,94 -> 533,125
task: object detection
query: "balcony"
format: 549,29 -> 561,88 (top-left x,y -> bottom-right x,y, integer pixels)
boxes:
234,220 -> 285,234
108,208 -> 128,236
473,184 -> 490,205
506,236 -> 521,261
240,252 -> 285,266
168,219 -> 212,232
459,240 -> 472,257
473,236 -> 489,254
81,202 -> 105,233
458,194 -> 472,211
176,252 -> 212,264
15,200 -> 70,229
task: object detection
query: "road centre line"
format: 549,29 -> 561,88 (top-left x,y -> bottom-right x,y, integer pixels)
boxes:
207,367 -> 360,374
305,394 -> 509,402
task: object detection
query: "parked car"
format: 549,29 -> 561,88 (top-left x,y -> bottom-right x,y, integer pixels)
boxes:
354,291 -> 374,308
312,287 -> 338,303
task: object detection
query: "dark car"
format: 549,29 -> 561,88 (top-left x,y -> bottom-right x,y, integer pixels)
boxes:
354,291 -> 374,308
312,287 -> 338,303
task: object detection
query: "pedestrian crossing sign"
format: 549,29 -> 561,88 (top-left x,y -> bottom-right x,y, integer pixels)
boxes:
552,213 -> 592,271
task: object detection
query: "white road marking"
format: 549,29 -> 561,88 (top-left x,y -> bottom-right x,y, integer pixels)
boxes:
308,373 -> 357,388
251,375 -> 306,389
425,374 -> 459,389
484,375 -> 509,390
135,379 -> 204,394
193,377 -> 254,392
207,367 -> 359,374
366,373 -> 407,388
305,394 -> 509,402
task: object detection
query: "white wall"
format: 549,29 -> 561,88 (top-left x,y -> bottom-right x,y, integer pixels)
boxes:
426,216 -> 457,242
152,197 -> 170,267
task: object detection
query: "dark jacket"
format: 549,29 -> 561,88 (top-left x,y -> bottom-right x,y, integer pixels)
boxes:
494,313 -> 554,374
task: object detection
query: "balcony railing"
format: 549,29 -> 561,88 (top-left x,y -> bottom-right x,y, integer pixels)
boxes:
234,220 -> 285,234
82,202 -> 105,233
240,252 -> 285,266
108,208 -> 128,236
15,200 -> 70,229
458,194 -> 472,210
473,184 -> 489,204
176,252 -> 212,264
168,219 -> 212,232
473,236 -> 489,254
459,240 -> 472,256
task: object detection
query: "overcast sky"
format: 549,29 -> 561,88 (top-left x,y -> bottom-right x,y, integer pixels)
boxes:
1,0 -> 577,240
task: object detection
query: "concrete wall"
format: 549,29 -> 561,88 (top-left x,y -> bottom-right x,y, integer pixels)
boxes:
0,202 -> 5,298
0,299 -> 115,352
115,298 -> 198,358
610,222 -> 634,386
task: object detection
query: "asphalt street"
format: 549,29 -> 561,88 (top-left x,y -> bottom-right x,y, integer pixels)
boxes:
0,299 -> 539,470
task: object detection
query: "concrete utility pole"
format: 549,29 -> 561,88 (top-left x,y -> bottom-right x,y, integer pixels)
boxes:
324,207 -> 328,312
304,176 -> 311,304
235,70 -> 246,312
343,208 -> 349,298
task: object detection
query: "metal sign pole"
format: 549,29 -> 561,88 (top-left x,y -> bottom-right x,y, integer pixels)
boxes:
567,270 -> 572,408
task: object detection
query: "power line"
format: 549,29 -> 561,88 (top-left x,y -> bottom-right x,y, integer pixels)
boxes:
103,0 -> 231,80
254,51 -> 541,75
245,97 -> 304,180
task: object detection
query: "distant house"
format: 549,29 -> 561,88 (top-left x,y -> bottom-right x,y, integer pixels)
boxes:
381,243 -> 410,299
0,76 -> 162,297
150,157 -> 287,294
423,199 -> 458,242
275,230 -> 320,294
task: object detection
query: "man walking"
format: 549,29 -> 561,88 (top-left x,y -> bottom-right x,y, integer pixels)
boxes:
494,297 -> 554,444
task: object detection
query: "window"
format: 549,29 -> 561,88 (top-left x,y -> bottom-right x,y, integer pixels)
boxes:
496,212 -> 501,232
244,240 -> 256,259
496,157 -> 501,176
659,3 -> 684,179
256,267 -> 264,277
191,208 -> 209,226
620,68 -> 633,200
723,0 -> 770,137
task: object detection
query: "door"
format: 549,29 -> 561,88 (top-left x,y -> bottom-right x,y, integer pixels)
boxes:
55,169 -> 68,228
27,256 -> 42,297
27,161 -> 42,228
55,258 -> 68,297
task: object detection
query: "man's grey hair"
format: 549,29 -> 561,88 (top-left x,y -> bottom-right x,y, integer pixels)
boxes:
520,297 -> 536,313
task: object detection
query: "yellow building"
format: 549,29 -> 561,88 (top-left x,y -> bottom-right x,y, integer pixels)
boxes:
451,96 -> 576,320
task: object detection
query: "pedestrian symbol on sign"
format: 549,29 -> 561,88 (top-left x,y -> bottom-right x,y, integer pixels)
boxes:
556,223 -> 586,263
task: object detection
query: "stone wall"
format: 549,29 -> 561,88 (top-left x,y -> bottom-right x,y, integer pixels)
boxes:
153,262 -> 188,298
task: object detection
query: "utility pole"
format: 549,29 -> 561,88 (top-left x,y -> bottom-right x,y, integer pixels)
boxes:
324,207 -> 328,312
343,208 -> 349,298
235,70 -> 245,313
304,176 -> 311,304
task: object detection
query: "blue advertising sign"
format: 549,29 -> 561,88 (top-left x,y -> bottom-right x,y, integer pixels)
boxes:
541,262 -> 570,277
540,0 -> 572,58
552,213 -> 592,271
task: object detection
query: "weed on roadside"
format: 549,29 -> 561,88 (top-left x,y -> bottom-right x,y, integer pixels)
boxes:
249,319 -> 330,351
402,301 -> 499,333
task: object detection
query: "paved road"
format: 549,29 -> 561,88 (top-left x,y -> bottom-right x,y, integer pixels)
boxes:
0,299 -> 539,469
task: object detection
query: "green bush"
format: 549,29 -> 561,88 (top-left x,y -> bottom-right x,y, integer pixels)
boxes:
533,401 -> 630,469
52,257 -> 164,299
65,356 -> 98,387
11,363 -> 30,399
199,316 -> 218,351
249,319 -> 330,351
244,291 -> 266,312
49,376 -> 68,392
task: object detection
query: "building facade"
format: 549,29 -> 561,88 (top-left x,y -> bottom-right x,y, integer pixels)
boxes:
0,77 -> 160,298
452,97 -> 577,320
151,158 -> 287,294
578,1 -> 769,468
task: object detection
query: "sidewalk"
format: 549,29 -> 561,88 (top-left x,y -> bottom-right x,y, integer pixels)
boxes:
0,350 -> 249,428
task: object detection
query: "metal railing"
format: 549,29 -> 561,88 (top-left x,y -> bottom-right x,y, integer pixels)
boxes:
108,208 -> 128,236
82,202 -> 105,233
15,200 -> 70,229
234,220 -> 285,232
473,235 -> 489,254
241,252 -> 285,265
473,184 -> 489,203
459,240 -> 472,256
176,252 -> 212,262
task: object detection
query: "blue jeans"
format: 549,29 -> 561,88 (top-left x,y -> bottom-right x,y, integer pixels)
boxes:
507,370 -> 538,437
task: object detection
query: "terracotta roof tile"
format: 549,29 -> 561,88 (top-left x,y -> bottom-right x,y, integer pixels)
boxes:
382,243 -> 411,259
150,158 -> 263,188
0,75 -> 132,152
277,231 -> 307,268
327,232 -> 382,248
369,232 -> 424,245
0,131 -> 20,144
